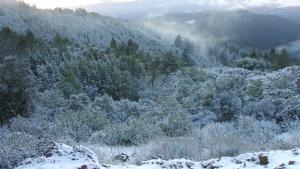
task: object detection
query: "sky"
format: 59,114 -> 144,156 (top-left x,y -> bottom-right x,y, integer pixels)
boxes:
19,0 -> 300,19
20,0 -> 300,9
20,0 -> 135,8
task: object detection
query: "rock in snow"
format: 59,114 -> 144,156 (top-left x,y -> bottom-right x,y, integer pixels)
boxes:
16,144 -> 101,169
16,143 -> 300,169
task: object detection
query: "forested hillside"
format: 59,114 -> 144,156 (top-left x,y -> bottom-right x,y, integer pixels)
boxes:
0,0 -> 170,53
146,10 -> 300,49
0,1 -> 300,169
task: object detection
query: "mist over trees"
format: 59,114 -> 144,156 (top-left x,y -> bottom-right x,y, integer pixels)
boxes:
0,1 -> 300,169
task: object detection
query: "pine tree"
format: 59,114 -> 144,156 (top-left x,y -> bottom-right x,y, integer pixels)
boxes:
174,35 -> 183,49
110,37 -> 118,50
249,49 -> 258,58
276,48 -> 290,69
126,39 -> 139,55
53,33 -> 70,57
182,41 -> 194,66
0,56 -> 36,123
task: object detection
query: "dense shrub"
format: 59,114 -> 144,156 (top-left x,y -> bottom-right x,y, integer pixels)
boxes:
0,132 -> 54,169
0,56 -> 36,123
55,110 -> 110,142
140,137 -> 204,161
100,118 -> 158,146
77,56 -> 141,100
234,57 -> 270,71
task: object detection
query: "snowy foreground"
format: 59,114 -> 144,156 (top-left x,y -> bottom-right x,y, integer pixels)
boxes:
16,143 -> 300,169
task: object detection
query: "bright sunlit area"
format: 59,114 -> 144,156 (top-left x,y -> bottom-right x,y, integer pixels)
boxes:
19,0 -> 100,8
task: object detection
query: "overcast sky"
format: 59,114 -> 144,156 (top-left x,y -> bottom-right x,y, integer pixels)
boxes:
22,0 -> 300,9
20,0 -> 300,19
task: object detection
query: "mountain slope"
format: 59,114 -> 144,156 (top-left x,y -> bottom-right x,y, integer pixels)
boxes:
146,10 -> 300,49
250,6 -> 300,25
0,0 -> 170,53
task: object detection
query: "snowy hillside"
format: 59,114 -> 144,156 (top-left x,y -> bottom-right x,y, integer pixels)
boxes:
0,0 -> 170,53
16,143 -> 300,169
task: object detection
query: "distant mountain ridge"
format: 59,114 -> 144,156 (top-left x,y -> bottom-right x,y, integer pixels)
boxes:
249,6 -> 300,24
146,10 -> 300,49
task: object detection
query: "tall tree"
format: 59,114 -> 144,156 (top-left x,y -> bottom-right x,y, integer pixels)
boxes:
0,56 -> 36,123
53,33 -> 70,57
126,39 -> 139,55
174,35 -> 183,49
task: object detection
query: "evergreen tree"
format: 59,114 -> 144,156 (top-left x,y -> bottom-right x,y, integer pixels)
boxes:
182,41 -> 194,66
0,56 -> 36,123
110,37 -> 118,50
174,35 -> 183,49
249,49 -> 258,58
275,48 -> 290,69
126,39 -> 139,55
53,33 -> 70,57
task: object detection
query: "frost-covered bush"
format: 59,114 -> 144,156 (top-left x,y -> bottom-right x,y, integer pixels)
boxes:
242,97 -> 277,120
160,112 -> 192,137
244,79 -> 263,100
92,95 -> 143,123
270,122 -> 300,150
33,89 -> 67,118
100,118 -> 158,145
140,137 -> 204,161
8,116 -> 50,136
234,57 -> 270,71
199,123 -> 255,158
68,94 -> 91,111
194,76 -> 245,122
237,116 -> 279,147
0,132 -> 54,169
55,110 -> 110,142
181,67 -> 209,82
272,97 -> 300,130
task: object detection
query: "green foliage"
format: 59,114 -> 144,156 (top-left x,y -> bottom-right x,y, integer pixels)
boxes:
53,33 -> 70,57
101,118 -> 156,145
160,112 -> 192,137
174,35 -> 183,48
245,80 -> 263,99
77,56 -> 140,100
160,53 -> 180,74
120,55 -> 146,78
266,48 -> 291,70
182,67 -> 208,82
234,57 -> 270,71
249,49 -> 258,58
60,67 -> 82,98
56,110 -> 110,141
118,39 -> 139,56
0,28 -> 40,58
0,56 -> 36,123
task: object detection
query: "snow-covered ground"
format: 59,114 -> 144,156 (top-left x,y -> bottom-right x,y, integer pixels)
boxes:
16,143 -> 300,169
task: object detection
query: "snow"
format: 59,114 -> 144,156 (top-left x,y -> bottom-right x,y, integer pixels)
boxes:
16,144 -> 101,169
16,143 -> 300,169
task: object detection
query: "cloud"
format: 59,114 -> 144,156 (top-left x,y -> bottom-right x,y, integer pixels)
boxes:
195,0 -> 300,8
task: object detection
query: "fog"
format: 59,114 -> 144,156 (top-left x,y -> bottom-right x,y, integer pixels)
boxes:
19,0 -> 300,19
83,0 -> 300,19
